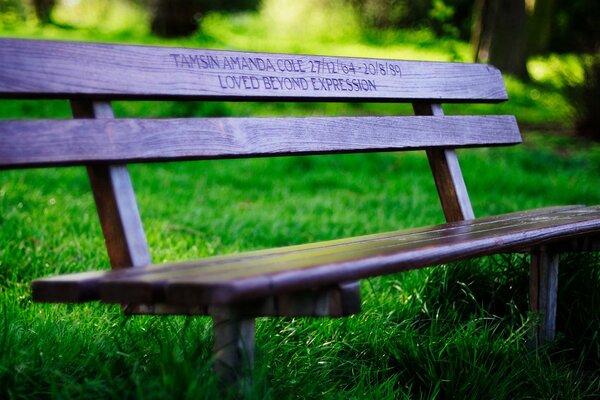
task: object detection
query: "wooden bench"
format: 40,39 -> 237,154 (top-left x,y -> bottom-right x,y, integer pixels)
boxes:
1,38 -> 599,384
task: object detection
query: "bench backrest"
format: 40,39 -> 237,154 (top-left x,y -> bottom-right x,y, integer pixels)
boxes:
0,38 -> 519,164
0,38 -> 521,273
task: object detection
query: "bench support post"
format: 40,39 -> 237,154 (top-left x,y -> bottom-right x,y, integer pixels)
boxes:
71,100 -> 157,314
70,100 -> 152,269
412,103 -> 475,222
529,247 -> 559,344
210,307 -> 256,389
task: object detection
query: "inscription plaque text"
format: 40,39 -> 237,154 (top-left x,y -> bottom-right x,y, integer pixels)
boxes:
170,53 -> 404,93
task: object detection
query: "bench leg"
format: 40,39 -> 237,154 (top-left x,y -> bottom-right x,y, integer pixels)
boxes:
210,307 -> 255,389
529,247 -> 559,345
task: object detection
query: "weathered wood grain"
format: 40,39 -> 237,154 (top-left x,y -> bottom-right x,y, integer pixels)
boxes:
413,103 -> 475,222
30,206 -> 583,303
30,206 -> 600,305
70,100 -> 151,269
0,38 -> 508,102
164,212 -> 600,305
0,115 -> 521,169
104,283 -> 361,317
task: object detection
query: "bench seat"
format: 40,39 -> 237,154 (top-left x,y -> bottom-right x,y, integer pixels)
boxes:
32,206 -> 600,310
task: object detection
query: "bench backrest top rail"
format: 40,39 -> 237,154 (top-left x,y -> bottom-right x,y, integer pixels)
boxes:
0,38 -> 507,102
0,115 -> 520,169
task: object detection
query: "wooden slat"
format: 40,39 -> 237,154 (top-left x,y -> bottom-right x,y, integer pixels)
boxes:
160,211 -> 600,305
123,282 -> 361,317
30,206 -> 583,303
30,206 -> 600,305
30,206 -> 587,303
70,100 -> 151,269
0,115 -> 521,169
0,39 -> 508,102
413,103 -> 475,222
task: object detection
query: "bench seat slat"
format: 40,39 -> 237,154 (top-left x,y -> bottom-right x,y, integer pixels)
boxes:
31,206 -> 600,305
0,116 -> 520,168
0,39 -> 507,102
30,205 -> 583,303
105,209 -> 599,285
121,208 -> 600,305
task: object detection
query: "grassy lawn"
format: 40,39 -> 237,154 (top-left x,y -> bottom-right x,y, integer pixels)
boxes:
1,4 -> 599,399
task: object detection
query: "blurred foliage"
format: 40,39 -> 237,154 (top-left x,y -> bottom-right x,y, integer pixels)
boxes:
348,0 -> 431,29
551,0 -> 600,53
0,0 -> 597,51
0,0 -> 29,28
260,0 -> 359,42
348,0 -> 473,40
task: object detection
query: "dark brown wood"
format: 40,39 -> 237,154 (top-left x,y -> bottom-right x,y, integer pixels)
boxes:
211,307 -> 255,387
85,165 -> 151,268
544,234 -> 600,252
30,206 -> 584,303
123,283 -> 360,317
30,206 -> 600,306
163,209 -> 600,305
0,38 -> 508,102
226,282 -> 361,317
70,100 -> 151,269
413,103 -> 475,222
426,148 -> 475,221
0,115 -> 521,169
530,246 -> 559,344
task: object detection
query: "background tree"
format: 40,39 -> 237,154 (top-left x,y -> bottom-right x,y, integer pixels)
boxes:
471,0 -> 529,80
568,56 -> 600,141
549,0 -> 599,53
31,0 -> 55,24
149,0 -> 259,38
150,0 -> 201,38
528,0 -> 556,55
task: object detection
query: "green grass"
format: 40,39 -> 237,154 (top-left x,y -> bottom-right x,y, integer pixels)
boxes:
1,141 -> 599,399
1,4 -> 600,399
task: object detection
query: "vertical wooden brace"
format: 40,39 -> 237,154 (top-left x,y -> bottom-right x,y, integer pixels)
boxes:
70,100 -> 151,268
530,247 -> 559,344
412,103 -> 475,222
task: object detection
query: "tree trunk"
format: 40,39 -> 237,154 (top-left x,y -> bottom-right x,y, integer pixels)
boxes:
528,0 -> 556,55
472,0 -> 529,80
150,0 -> 201,38
32,0 -> 55,25
471,0 -> 497,63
